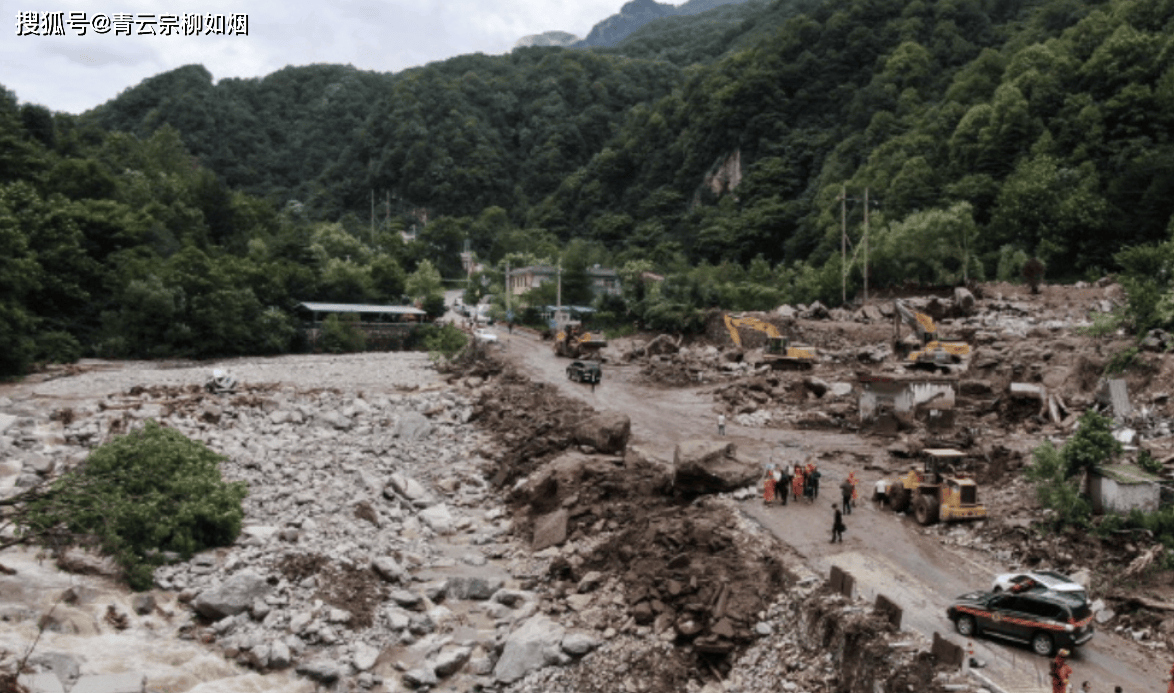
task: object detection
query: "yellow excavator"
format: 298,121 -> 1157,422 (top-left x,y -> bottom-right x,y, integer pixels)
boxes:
723,314 -> 816,370
893,300 -> 970,370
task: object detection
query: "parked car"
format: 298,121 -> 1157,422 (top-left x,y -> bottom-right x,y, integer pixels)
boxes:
566,360 -> 601,384
947,589 -> 1094,656
992,570 -> 1087,603
473,328 -> 498,344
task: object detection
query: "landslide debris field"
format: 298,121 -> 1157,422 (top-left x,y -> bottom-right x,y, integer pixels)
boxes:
3,280 -> 1174,693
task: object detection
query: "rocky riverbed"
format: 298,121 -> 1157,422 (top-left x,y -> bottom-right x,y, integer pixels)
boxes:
1,352 -> 956,693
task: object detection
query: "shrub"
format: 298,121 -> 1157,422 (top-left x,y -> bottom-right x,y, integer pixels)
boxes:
411,323 -> 467,358
1138,449 -> 1163,475
34,331 -> 83,364
20,420 -> 248,590
319,313 -> 367,353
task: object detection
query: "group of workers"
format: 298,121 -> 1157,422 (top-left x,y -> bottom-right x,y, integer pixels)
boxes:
762,464 -> 863,514
761,462 -> 829,506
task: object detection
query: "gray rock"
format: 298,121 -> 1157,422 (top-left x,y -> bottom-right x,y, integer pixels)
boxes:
389,589 -> 424,610
493,588 -> 530,606
403,668 -> 438,688
388,473 -> 428,502
0,413 -> 17,434
372,556 -> 407,583
449,576 -> 504,601
494,615 -> 566,683
560,632 -> 598,656
316,410 -> 353,430
419,504 -> 454,534
353,642 -> 380,672
130,594 -> 156,616
296,658 -> 340,684
573,413 -> 631,454
415,581 -> 445,603
394,411 -> 433,441
671,440 -> 757,495
192,571 -> 271,620
531,509 -> 568,551
433,646 -> 472,678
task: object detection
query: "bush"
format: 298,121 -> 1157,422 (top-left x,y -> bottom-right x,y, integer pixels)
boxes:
20,420 -> 248,590
1138,449 -> 1163,475
34,331 -> 83,364
319,313 -> 367,353
410,323 -> 467,358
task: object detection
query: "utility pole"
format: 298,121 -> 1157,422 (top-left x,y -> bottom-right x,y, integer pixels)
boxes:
505,261 -> 510,315
841,185 -> 847,305
863,187 -> 870,305
556,262 -> 562,313
370,189 -> 374,245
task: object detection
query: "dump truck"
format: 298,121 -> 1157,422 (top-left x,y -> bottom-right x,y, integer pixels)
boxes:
723,314 -> 816,370
885,448 -> 986,525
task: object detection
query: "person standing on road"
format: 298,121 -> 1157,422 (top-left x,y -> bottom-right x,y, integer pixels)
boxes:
873,478 -> 888,505
762,464 -> 777,505
1168,660 -> 1174,693
840,477 -> 854,515
830,503 -> 845,543
807,463 -> 822,501
1049,649 -> 1072,693
792,464 -> 805,503
847,471 -> 860,509
777,465 -> 791,506
718,413 -> 726,436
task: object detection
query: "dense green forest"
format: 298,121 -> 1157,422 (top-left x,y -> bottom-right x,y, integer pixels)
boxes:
2,0 -> 1173,376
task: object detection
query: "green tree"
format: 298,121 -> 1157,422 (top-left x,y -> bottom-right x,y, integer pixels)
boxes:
20,420 -> 248,590
405,259 -> 444,305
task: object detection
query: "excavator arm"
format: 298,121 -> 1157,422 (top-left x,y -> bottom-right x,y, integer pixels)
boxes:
894,299 -> 937,346
724,314 -> 781,348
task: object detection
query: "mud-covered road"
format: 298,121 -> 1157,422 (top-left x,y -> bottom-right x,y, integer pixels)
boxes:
494,324 -> 1166,693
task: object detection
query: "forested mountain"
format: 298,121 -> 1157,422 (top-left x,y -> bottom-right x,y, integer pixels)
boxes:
2,0 -> 1173,376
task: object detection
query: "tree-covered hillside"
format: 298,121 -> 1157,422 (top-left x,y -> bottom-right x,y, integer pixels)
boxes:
3,0 -> 1174,377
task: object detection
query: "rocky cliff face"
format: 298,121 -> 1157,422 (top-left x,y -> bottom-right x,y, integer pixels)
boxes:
514,31 -> 580,49
573,0 -> 755,49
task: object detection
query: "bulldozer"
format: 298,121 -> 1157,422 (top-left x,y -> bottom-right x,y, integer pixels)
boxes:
723,314 -> 816,371
893,299 -> 970,371
553,321 -> 608,359
885,448 -> 986,525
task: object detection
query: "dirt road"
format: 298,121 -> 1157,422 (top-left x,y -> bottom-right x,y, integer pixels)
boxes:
497,325 -> 1167,693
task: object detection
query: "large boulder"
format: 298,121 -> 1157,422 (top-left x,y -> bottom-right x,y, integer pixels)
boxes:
448,576 -> 504,600
671,440 -> 757,496
394,411 -> 433,441
954,286 -> 976,315
573,413 -> 630,455
494,615 -> 566,684
192,571 -> 271,620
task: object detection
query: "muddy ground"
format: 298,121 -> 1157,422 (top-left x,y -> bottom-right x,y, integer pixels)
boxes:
485,279 -> 1174,691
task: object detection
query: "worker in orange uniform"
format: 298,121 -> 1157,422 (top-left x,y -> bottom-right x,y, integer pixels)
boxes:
791,464 -> 805,503
1167,660 -> 1174,693
1049,649 -> 1072,693
762,464 -> 777,505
